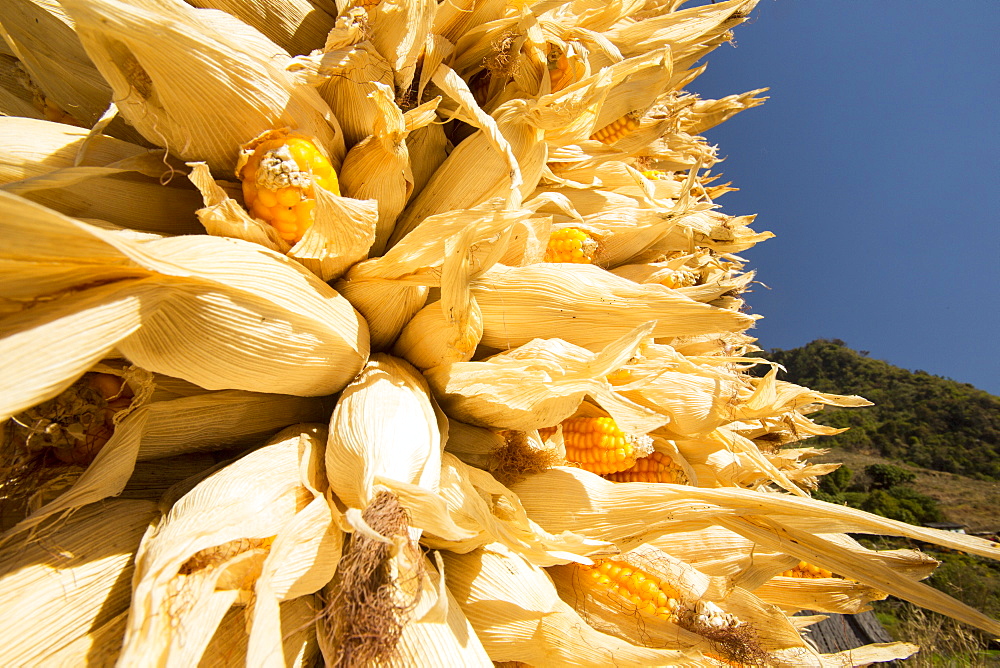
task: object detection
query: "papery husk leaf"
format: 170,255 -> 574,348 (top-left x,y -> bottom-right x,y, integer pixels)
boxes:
752,576 -> 888,615
348,199 -> 542,283
442,418 -> 507,470
0,117 -> 202,233
388,65 -> 533,246
717,515 -> 1000,636
432,0 -> 508,46
61,0 -> 344,174
0,0 -> 113,127
393,298 -> 484,370
0,53 -> 42,119
383,453 -> 612,566
339,86 -> 438,256
512,467 -> 1000,561
0,194 -> 368,416
247,495 -> 341,667
424,322 -> 666,433
362,0 -> 437,93
187,0 -> 336,57
326,354 -> 443,509
188,161 -> 288,252
203,596 -> 320,668
392,219 -> 485,369
442,543 -> 699,666
681,88 -> 768,135
648,525 -> 770,578
0,499 -> 158,667
604,0 -> 755,63
335,278 -> 428,351
0,275 -> 150,423
119,425 -> 327,666
471,263 -> 757,351
803,642 -> 919,667
405,121 -> 450,200
315,34 -> 394,149
287,184 -> 378,282
5,378 -> 329,539
382,554 -> 493,667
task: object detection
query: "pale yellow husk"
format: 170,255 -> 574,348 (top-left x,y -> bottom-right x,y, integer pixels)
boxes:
60,0 -> 345,174
0,193 -> 368,422
443,542 -> 701,666
119,425 -> 338,667
0,499 -> 158,667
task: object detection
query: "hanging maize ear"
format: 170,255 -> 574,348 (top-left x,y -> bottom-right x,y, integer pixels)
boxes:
543,227 -> 599,264
238,132 -> 340,244
579,558 -> 685,624
780,561 -> 835,579
604,450 -> 689,484
545,42 -> 586,94
31,89 -> 83,126
560,416 -> 654,475
590,112 -> 642,144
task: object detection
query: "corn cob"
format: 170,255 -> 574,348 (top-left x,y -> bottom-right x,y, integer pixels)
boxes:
33,93 -> 82,126
659,268 -> 700,289
605,368 -> 634,384
780,561 -> 835,579
546,44 -> 574,93
603,450 -> 688,485
239,134 -> 339,243
641,169 -> 670,180
580,558 -> 684,623
543,227 -> 598,264
590,112 -> 641,144
560,416 -> 654,475
7,372 -> 132,467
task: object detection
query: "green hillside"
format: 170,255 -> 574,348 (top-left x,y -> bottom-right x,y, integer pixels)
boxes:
757,339 -> 1000,481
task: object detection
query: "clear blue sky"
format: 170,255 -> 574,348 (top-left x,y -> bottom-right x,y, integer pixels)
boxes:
688,0 -> 1000,395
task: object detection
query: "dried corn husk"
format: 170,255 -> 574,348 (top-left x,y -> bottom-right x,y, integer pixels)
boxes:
0,499 -> 158,667
752,575 -> 888,615
313,14 -> 395,149
201,596 -> 320,667
388,65 -> 533,246
0,193 -> 368,421
5,361 -> 330,538
381,554 -> 493,666
392,217 -> 486,369
339,87 -> 439,255
680,88 -> 768,135
424,322 -> 665,433
470,263 -> 756,351
512,467 -> 1000,634
187,0 -> 336,57
405,121 -> 451,199
442,542 -> 699,666
604,0 -> 755,64
0,53 -> 43,119
0,0 -> 113,127
326,353 -> 444,509
119,425 -> 337,666
60,0 -> 344,174
358,0 -> 437,93
335,200 -> 539,349
391,453 -> 611,566
0,117 -> 203,234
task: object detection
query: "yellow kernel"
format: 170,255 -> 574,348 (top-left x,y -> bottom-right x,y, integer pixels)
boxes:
257,189 -> 278,208
276,187 -> 300,207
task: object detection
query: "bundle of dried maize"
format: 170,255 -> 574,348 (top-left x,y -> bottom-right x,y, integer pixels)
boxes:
1,0 -> 997,666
